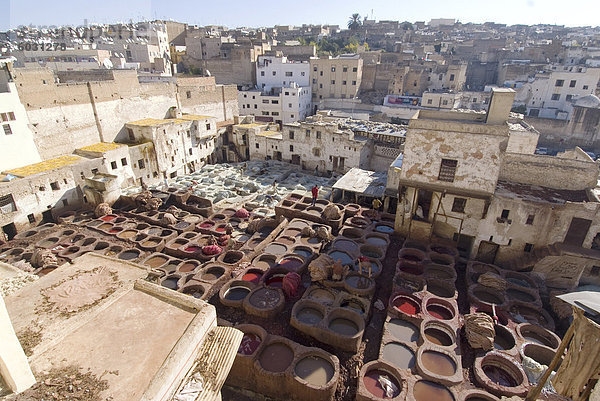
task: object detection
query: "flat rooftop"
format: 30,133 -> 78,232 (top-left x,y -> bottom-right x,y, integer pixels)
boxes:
495,180 -> 590,204
333,167 -> 388,198
77,142 -> 124,153
127,114 -> 213,127
3,155 -> 82,177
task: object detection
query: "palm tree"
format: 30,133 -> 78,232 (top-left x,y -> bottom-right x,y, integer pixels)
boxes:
348,13 -> 361,30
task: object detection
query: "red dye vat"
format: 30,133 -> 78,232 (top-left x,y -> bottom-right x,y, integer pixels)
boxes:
109,228 -> 120,233
185,246 -> 201,253
215,227 -> 226,232
200,222 -> 214,228
238,333 -> 261,355
100,215 -> 116,221
399,264 -> 423,275
242,272 -> 262,284
402,254 -> 422,262
392,296 -> 420,316
266,274 -> 285,288
363,370 -> 400,399
427,304 -> 454,320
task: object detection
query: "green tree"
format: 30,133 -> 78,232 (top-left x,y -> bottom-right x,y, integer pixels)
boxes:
348,13 -> 362,30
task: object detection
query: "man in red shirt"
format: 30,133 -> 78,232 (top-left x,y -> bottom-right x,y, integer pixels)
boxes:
311,185 -> 319,206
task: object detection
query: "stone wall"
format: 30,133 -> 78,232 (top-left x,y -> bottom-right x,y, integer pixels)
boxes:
499,153 -> 599,190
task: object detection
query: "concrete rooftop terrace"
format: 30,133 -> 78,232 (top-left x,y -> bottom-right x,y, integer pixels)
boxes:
127,114 -> 213,127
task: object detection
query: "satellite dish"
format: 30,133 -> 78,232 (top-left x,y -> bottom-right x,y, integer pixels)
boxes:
102,58 -> 114,69
205,69 -> 211,76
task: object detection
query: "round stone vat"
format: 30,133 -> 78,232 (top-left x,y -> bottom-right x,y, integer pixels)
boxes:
221,281 -> 252,304
344,273 -> 375,295
248,287 -> 283,310
240,269 -> 264,285
277,236 -> 296,246
294,300 -> 326,326
37,237 -> 60,248
360,244 -> 385,260
425,298 -> 455,320
509,305 -> 553,329
419,349 -> 458,377
327,310 -> 362,337
521,343 -> 560,368
386,318 -> 419,343
201,265 -> 226,281
263,268 -> 288,289
177,260 -> 201,273
78,237 -> 97,248
365,234 -> 389,248
470,285 -> 506,307
398,248 -> 426,265
263,242 -> 289,256
427,252 -> 454,267
332,238 -> 360,254
352,258 -> 382,278
103,245 -> 123,257
426,279 -> 456,298
474,353 -> 528,397
428,243 -> 459,258
422,321 -> 455,347
93,242 -> 109,251
118,248 -> 141,261
117,230 -> 138,240
340,297 -> 366,315
253,254 -> 277,270
506,288 -> 537,303
462,389 -> 501,401
493,325 -> 516,351
277,255 -> 305,272
397,260 -> 425,276
516,323 -> 560,349
292,246 -> 313,259
258,341 -> 295,373
360,363 -> 403,399
374,223 -> 395,234
504,271 -> 537,289
143,254 -> 169,269
161,274 -> 182,290
237,330 -> 263,356
221,250 -> 244,265
294,353 -> 336,387
349,216 -> 370,228
402,240 -> 427,252
327,250 -> 354,267
425,263 -> 457,282
381,342 -> 415,369
413,380 -> 455,401
391,294 -> 421,317
181,283 -> 206,299
339,227 -> 363,240
60,246 -> 80,257
306,287 -> 336,304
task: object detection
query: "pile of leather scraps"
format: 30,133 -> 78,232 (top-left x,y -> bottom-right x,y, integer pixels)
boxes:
464,312 -> 495,351
94,203 -> 112,218
477,272 -> 508,291
308,254 -> 335,282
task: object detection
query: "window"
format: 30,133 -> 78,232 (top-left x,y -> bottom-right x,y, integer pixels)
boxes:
27,213 -> 35,223
254,104 -> 257,109
256,143 -> 259,149
186,91 -> 191,99
272,71 -> 276,76
50,181 -> 59,190
438,74 -> 443,80
313,66 -> 317,71
261,71 -> 265,76
583,85 -> 589,90
319,84 -> 323,88
526,214 -> 535,225
306,131 -> 310,138
62,199 -> 68,207
566,95 -> 573,101
189,148 -> 193,155
285,72 -> 292,77
289,131 -> 295,139
331,80 -> 335,84
442,100 -> 448,105
501,209 -> 510,219
452,197 -> 466,213
450,74 -> 455,81
524,243 -> 534,253
301,72 -> 305,76
285,92 -> 289,95
91,168 -> 99,175
138,159 -> 145,169
288,103 -> 292,108
272,112 -> 279,116
271,100 -> 279,104
290,145 -> 294,151
206,123 -> 211,130
312,79 -> 317,84
314,148 -> 321,156
342,81 -> 347,85
8,112 -> 15,120
39,185 -> 45,191
153,172 -> 158,178
316,131 -> 321,139
1,113 -> 7,121
121,158 -> 128,166
438,159 -> 457,182
555,79 -> 564,87
352,80 -> 356,85
0,194 -> 16,213
343,67 -> 348,72
111,161 -> 117,169
261,111 -> 269,116
352,67 -> 357,72
331,66 -> 336,72
320,71 -> 323,76
569,80 -> 576,87
551,94 -> 560,101
427,99 -> 433,104
3,124 -> 12,135
262,99 -> 269,104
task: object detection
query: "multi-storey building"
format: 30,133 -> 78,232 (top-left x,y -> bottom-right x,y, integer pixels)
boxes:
310,55 -> 363,103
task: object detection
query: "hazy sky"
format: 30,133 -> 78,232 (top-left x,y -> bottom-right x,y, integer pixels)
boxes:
1,0 -> 598,31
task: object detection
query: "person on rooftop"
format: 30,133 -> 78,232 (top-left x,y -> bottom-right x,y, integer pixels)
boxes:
311,185 -> 319,206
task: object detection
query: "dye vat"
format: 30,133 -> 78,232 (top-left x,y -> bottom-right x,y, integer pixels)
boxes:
249,288 -> 281,309
242,271 -> 263,284
334,239 -> 359,253
264,243 -> 288,255
392,295 -> 421,316
382,342 -> 415,369
329,318 -> 359,336
178,262 -> 199,272
182,285 -> 204,298
345,275 -> 373,290
506,276 -> 531,288
426,303 -> 454,320
353,260 -> 381,275
483,365 -> 518,387
161,276 -> 180,290
118,250 -> 140,261
398,262 -> 424,275
473,289 -> 504,305
366,236 -> 387,247
413,380 -> 454,401
421,351 -> 456,376
519,325 -> 558,348
265,273 -> 285,288
363,370 -> 401,399
424,327 -> 453,346
340,299 -> 365,314
238,333 -> 262,355
278,257 -> 303,271
259,343 -> 294,372
293,248 -> 312,258
297,307 -> 324,325
387,319 -> 419,342
254,257 -> 276,270
184,245 -> 202,253
375,225 -> 395,234
308,288 -> 335,303
201,267 -> 224,281
494,326 -> 516,351
328,251 -> 354,266
118,230 -> 137,240
507,289 -> 536,302
145,255 -> 168,268
295,356 -> 334,386
224,286 -> 250,301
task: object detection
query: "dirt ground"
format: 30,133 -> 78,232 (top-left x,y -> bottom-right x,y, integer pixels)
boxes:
215,234 -> 403,401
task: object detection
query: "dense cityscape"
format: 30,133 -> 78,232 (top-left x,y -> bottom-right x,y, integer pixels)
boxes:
0,11 -> 599,401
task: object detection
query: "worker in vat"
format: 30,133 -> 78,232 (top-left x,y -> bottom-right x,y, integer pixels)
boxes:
372,198 -> 382,212
311,184 -> 319,206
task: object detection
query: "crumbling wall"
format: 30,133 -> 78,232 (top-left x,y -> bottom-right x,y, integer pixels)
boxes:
499,153 -> 599,190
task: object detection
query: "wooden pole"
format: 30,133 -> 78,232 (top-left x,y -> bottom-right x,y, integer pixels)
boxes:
525,319 -> 576,401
